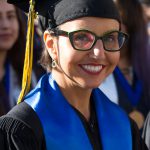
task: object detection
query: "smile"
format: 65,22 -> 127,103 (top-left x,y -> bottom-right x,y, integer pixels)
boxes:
80,64 -> 103,74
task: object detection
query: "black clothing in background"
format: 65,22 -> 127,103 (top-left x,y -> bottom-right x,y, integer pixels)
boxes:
143,112 -> 150,149
0,102 -> 148,150
0,79 -> 11,115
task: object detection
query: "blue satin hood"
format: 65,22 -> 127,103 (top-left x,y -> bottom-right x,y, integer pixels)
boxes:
25,74 -> 132,150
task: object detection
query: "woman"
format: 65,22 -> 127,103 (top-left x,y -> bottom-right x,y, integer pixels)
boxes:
0,0 -> 148,149
100,0 -> 150,130
0,2 -> 26,114
0,2 -> 44,115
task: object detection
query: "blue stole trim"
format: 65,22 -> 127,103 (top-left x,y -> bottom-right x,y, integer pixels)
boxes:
114,67 -> 142,106
25,74 -> 132,150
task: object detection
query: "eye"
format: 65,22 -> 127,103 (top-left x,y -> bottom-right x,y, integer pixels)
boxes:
103,33 -> 118,43
73,31 -> 94,43
71,31 -> 95,49
7,13 -> 17,21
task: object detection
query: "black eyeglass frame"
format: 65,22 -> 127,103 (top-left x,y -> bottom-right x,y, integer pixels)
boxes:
51,29 -> 129,52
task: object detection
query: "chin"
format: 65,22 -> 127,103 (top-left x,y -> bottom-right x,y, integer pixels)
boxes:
80,81 -> 101,89
0,43 -> 14,51
74,77 -> 103,89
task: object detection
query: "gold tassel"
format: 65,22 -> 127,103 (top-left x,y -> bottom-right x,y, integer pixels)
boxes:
17,0 -> 36,104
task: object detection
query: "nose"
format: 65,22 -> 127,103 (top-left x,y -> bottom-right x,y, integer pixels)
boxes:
90,40 -> 105,58
0,17 -> 10,29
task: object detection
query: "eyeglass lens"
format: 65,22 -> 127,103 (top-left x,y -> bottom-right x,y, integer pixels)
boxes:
70,30 -> 126,51
72,31 -> 95,50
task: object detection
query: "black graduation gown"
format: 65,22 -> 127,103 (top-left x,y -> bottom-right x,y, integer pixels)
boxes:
0,102 -> 148,150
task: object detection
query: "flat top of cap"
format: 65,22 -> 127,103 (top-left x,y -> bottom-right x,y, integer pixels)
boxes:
7,0 -> 120,30
7,0 -> 57,16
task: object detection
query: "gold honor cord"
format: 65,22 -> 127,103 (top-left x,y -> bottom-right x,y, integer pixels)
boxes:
17,0 -> 36,104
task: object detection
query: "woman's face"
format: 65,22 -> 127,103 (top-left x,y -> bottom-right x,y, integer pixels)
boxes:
0,2 -> 19,51
46,17 -> 120,89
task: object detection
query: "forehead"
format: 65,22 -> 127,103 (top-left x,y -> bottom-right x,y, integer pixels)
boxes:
59,17 -> 120,33
0,2 -> 16,14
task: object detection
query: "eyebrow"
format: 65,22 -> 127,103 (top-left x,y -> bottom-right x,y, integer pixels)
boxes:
73,28 -> 120,36
7,10 -> 16,15
0,10 -> 16,16
102,29 -> 120,36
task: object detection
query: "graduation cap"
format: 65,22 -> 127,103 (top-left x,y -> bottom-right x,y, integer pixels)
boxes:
8,0 -> 121,30
7,0 -> 120,103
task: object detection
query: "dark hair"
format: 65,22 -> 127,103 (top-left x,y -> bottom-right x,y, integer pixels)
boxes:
7,6 -> 27,84
40,46 -> 52,72
39,29 -> 54,72
116,0 -> 150,93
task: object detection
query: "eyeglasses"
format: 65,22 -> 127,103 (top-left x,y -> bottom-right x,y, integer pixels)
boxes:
52,29 -> 128,52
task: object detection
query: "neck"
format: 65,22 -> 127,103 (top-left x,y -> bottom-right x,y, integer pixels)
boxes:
64,87 -> 91,120
0,51 -> 7,81
52,71 -> 92,120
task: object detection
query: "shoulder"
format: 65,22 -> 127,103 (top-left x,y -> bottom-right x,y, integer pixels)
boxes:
0,102 -> 43,140
0,102 -> 45,149
142,112 -> 150,149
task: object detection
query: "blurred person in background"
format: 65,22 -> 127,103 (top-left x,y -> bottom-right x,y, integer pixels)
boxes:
141,1 -> 150,147
0,1 -> 45,116
143,111 -> 150,149
140,0 -> 150,34
142,0 -> 150,20
99,0 -> 150,130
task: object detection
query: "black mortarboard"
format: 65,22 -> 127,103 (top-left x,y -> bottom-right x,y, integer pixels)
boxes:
8,0 -> 120,30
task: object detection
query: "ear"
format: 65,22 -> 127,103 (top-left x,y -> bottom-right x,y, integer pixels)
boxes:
43,30 -> 57,60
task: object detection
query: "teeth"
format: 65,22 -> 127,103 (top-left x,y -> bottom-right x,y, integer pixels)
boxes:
82,65 -> 102,73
